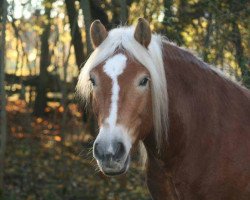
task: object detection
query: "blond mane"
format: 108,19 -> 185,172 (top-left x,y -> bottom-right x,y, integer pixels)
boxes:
76,26 -> 168,150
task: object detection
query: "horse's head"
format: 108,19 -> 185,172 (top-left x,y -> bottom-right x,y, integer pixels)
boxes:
91,51 -> 153,175
77,18 -> 168,176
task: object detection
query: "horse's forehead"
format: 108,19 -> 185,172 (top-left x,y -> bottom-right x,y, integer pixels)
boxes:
103,53 -> 128,78
92,53 -> 148,80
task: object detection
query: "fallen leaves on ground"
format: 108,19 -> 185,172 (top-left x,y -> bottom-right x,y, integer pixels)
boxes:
2,100 -> 150,200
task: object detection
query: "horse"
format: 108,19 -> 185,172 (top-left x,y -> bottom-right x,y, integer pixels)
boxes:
76,18 -> 250,200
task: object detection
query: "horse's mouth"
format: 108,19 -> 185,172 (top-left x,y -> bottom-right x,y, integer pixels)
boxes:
104,168 -> 126,176
101,155 -> 130,177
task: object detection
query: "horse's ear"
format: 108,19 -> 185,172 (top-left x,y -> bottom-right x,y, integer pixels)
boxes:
134,18 -> 151,48
90,20 -> 108,49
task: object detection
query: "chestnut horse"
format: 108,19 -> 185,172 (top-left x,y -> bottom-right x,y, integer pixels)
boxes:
77,18 -> 250,199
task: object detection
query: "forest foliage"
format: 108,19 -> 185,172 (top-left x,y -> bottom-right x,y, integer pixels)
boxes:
0,0 -> 249,199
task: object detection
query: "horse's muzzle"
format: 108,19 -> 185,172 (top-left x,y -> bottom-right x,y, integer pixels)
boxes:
93,125 -> 132,176
101,155 -> 130,176
93,140 -> 130,176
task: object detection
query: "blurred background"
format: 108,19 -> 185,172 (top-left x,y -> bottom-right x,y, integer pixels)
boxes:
0,0 -> 249,199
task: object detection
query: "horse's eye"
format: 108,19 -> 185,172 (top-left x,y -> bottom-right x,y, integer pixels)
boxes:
89,77 -> 96,86
139,77 -> 149,86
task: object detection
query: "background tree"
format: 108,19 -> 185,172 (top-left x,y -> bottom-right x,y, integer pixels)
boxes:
80,0 -> 92,54
33,3 -> 52,116
0,0 -> 7,190
65,0 -> 85,70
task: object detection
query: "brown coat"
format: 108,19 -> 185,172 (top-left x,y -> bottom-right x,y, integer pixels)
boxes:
144,42 -> 250,200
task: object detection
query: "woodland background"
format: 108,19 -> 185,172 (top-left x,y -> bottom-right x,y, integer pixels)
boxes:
0,0 -> 249,199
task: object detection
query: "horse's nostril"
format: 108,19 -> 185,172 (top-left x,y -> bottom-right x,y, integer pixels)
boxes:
114,142 -> 125,159
94,143 -> 104,160
94,141 -> 126,161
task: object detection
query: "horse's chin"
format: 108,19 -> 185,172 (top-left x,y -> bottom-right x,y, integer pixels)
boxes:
101,155 -> 130,177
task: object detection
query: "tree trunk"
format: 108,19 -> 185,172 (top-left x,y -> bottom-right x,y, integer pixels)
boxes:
163,0 -> 184,44
0,0 -> 8,191
33,7 -> 51,116
90,0 -> 110,29
202,13 -> 213,62
65,0 -> 85,70
0,1 -> 3,21
80,0 -> 98,136
80,0 -> 92,55
231,21 -> 249,87
111,0 -> 120,27
163,0 -> 174,23
120,0 -> 127,24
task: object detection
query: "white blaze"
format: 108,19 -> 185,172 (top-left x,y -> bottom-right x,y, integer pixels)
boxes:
103,53 -> 127,129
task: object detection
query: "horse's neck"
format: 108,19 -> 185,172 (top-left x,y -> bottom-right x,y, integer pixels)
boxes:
145,41 -> 250,168
143,134 -> 180,200
143,41 -> 250,199
166,41 -> 250,162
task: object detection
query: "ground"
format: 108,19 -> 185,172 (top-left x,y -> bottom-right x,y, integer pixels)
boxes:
1,100 -> 150,200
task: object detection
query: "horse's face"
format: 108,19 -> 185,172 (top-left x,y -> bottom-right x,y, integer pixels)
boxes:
86,18 -> 153,176
91,52 -> 153,176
